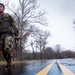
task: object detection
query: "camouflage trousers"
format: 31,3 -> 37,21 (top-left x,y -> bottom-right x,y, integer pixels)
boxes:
0,34 -> 14,61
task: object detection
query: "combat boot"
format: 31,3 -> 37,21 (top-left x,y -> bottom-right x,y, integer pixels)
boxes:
5,59 -> 12,68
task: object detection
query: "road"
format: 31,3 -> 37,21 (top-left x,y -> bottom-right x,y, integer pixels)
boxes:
0,59 -> 75,75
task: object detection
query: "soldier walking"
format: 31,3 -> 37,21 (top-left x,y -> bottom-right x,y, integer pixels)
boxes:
0,3 -> 19,68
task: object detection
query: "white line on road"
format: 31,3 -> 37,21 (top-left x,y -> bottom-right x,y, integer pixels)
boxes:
57,60 -> 75,75
36,60 -> 56,75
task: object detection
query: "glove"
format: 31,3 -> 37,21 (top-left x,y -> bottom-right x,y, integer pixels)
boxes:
14,36 -> 19,40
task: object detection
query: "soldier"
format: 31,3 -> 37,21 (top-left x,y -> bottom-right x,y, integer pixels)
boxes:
0,3 -> 19,68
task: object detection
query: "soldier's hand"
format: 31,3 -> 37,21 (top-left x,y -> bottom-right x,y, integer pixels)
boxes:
14,36 -> 19,39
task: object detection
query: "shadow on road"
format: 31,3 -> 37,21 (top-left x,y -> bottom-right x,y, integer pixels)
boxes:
0,63 -> 27,75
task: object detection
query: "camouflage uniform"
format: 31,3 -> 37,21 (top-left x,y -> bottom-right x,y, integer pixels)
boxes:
0,13 -> 19,61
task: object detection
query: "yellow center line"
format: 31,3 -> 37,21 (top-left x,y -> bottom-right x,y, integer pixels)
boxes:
57,60 -> 75,75
36,60 -> 56,75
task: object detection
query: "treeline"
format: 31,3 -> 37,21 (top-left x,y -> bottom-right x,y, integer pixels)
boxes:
0,47 -> 75,60
22,47 -> 75,60
12,47 -> 75,60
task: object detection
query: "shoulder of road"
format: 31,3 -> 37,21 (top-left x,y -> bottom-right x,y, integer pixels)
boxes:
0,60 -> 32,65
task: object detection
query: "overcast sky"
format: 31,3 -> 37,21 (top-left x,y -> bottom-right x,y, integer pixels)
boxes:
1,0 -> 75,50
38,0 -> 75,50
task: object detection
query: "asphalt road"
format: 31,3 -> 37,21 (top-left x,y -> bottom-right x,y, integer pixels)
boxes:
0,60 -> 53,75
0,59 -> 75,75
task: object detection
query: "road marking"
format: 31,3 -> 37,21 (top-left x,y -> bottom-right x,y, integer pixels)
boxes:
57,60 -> 75,75
36,60 -> 56,75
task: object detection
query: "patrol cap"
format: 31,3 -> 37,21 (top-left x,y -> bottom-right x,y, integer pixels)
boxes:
0,3 -> 5,9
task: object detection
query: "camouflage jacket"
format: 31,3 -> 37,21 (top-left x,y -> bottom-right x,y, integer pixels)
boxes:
0,13 -> 19,36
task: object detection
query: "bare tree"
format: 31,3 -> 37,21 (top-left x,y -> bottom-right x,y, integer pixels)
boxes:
31,27 -> 50,59
43,47 -> 54,59
54,44 -> 62,58
5,0 -> 48,60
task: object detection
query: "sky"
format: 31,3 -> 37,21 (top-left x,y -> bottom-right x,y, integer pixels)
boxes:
1,0 -> 75,50
37,0 -> 75,50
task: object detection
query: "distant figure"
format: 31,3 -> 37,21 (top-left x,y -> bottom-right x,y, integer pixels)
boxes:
0,3 -> 19,68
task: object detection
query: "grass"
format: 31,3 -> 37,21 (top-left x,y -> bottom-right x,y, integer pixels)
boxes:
0,61 -> 6,65
0,60 -> 31,65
